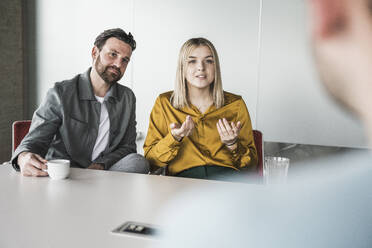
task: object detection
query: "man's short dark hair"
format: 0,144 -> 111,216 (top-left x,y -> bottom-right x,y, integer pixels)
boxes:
94,28 -> 136,51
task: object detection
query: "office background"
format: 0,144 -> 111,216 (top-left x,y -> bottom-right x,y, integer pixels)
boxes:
0,0 -> 366,163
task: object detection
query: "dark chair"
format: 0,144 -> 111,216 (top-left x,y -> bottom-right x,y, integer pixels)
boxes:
12,120 -> 31,155
151,129 -> 264,177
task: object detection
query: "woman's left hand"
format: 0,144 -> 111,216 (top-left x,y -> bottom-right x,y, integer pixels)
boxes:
216,118 -> 241,148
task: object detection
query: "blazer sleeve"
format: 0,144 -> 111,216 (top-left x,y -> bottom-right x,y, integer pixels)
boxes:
230,99 -> 258,170
11,87 -> 63,170
143,96 -> 182,168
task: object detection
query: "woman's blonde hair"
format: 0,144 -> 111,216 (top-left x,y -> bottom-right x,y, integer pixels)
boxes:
171,37 -> 224,109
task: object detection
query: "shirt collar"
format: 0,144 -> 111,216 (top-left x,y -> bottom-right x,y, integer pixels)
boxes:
78,67 -> 119,102
104,83 -> 119,102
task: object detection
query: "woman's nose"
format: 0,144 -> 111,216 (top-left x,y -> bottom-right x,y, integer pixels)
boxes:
197,61 -> 204,71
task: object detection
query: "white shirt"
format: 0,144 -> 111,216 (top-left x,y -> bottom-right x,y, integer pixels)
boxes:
91,95 -> 110,161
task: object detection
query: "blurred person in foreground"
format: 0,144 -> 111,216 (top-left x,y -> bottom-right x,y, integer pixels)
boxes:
151,0 -> 372,247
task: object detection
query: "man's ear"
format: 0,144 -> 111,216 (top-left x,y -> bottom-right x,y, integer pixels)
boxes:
309,0 -> 348,39
92,46 -> 99,60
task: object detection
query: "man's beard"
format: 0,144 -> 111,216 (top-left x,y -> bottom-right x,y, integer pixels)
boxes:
94,54 -> 122,84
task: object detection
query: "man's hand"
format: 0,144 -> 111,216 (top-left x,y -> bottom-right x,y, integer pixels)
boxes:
170,115 -> 195,141
87,163 -> 104,170
216,118 -> 242,150
17,152 -> 48,177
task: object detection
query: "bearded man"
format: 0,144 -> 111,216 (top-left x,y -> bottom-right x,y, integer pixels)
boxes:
12,28 -> 149,176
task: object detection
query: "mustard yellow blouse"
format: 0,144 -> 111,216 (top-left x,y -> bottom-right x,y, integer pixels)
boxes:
143,91 -> 258,175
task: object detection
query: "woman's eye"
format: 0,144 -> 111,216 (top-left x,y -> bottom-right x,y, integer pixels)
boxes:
206,59 -> 214,64
188,60 -> 196,64
110,53 -> 117,57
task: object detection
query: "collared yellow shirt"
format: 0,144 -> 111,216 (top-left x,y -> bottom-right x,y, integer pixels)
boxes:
144,91 -> 258,175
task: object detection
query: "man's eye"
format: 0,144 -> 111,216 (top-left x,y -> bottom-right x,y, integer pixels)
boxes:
110,53 -> 117,57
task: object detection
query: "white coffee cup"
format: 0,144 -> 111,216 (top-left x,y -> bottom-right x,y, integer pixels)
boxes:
46,159 -> 70,180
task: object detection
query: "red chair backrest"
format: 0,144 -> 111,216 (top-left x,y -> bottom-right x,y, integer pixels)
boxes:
253,130 -> 263,176
12,120 -> 32,153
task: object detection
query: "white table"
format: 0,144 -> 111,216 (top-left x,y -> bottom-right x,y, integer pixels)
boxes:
0,164 -> 244,248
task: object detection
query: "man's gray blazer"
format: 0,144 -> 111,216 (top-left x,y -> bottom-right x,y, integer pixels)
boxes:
11,68 -> 137,170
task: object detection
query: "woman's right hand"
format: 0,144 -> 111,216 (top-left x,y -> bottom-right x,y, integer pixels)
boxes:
170,115 -> 195,141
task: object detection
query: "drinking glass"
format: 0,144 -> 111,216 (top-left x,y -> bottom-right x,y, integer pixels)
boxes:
264,157 -> 290,185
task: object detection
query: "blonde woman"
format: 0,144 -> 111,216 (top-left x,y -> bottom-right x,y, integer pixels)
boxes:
144,38 -> 257,180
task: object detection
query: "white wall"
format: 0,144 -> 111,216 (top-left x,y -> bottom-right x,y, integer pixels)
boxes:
32,0 -> 366,155
36,0 -> 134,101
